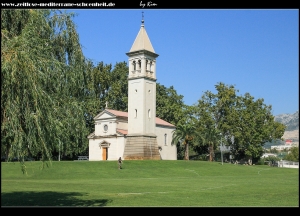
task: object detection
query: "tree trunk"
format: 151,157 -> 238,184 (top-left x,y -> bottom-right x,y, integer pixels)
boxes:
209,145 -> 213,162
184,143 -> 189,160
5,142 -> 10,162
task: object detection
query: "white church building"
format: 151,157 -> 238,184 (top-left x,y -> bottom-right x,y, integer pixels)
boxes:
88,17 -> 177,161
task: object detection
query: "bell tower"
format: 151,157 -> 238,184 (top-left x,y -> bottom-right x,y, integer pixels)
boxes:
123,15 -> 161,160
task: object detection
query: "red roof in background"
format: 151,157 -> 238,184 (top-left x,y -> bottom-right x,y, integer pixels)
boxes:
106,109 -> 128,118
117,129 -> 128,135
155,117 -> 175,127
105,109 -> 175,127
285,139 -> 293,145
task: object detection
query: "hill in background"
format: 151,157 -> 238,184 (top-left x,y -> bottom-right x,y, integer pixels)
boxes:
275,111 -> 299,131
264,111 -> 299,148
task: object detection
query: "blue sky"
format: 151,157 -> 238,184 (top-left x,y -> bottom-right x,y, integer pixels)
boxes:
67,9 -> 299,116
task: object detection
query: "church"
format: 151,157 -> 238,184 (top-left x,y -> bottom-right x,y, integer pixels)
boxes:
87,17 -> 177,161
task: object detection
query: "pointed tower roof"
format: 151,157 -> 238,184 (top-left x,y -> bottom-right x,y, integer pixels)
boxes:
129,16 -> 155,53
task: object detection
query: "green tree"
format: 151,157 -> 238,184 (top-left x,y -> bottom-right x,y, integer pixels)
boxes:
270,148 -> 278,153
107,61 -> 128,111
193,82 -> 286,162
156,84 -> 189,159
283,146 -> 299,162
191,94 -> 222,161
156,84 -> 186,126
84,61 -> 112,133
1,9 -> 88,170
230,93 -> 285,161
171,123 -> 196,160
83,61 -> 128,135
196,127 -> 221,162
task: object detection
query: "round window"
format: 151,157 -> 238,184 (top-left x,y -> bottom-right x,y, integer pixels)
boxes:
104,124 -> 108,132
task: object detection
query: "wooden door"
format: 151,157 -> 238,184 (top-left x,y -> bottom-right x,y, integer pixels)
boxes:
102,147 -> 107,160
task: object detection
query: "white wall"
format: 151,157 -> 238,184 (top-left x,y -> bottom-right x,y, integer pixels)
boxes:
128,80 -> 143,134
107,136 -> 125,160
271,145 -> 293,150
116,136 -> 126,160
145,81 -> 156,134
156,125 -> 177,160
95,119 -> 117,136
89,139 -> 102,161
117,120 -> 128,131
89,137 -> 125,161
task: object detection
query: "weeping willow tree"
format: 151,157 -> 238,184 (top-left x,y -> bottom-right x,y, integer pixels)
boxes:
1,9 -> 89,171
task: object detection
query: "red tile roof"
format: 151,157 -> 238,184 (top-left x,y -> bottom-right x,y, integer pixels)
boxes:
106,109 -> 128,118
105,109 -> 175,127
117,129 -> 128,135
155,117 -> 175,127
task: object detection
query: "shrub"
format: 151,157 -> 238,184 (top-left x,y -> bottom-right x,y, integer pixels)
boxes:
283,147 -> 299,162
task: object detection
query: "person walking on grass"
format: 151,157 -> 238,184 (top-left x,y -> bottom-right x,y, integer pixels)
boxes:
118,157 -> 123,169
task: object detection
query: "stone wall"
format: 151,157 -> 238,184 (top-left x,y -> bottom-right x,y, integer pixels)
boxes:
123,135 -> 161,160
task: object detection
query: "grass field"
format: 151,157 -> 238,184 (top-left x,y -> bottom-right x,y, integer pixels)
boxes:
1,160 -> 299,207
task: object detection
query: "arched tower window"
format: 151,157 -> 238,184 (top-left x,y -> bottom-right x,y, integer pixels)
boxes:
133,61 -> 136,71
148,109 -> 151,118
164,134 -> 167,145
135,109 -> 137,118
138,60 -> 141,70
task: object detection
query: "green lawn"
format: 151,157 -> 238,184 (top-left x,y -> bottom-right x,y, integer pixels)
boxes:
1,160 -> 299,207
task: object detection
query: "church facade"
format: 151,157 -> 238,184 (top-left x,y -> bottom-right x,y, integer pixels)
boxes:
88,18 -> 177,161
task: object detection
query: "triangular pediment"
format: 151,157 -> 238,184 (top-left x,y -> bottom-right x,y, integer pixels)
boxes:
99,140 -> 111,148
94,109 -> 116,120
